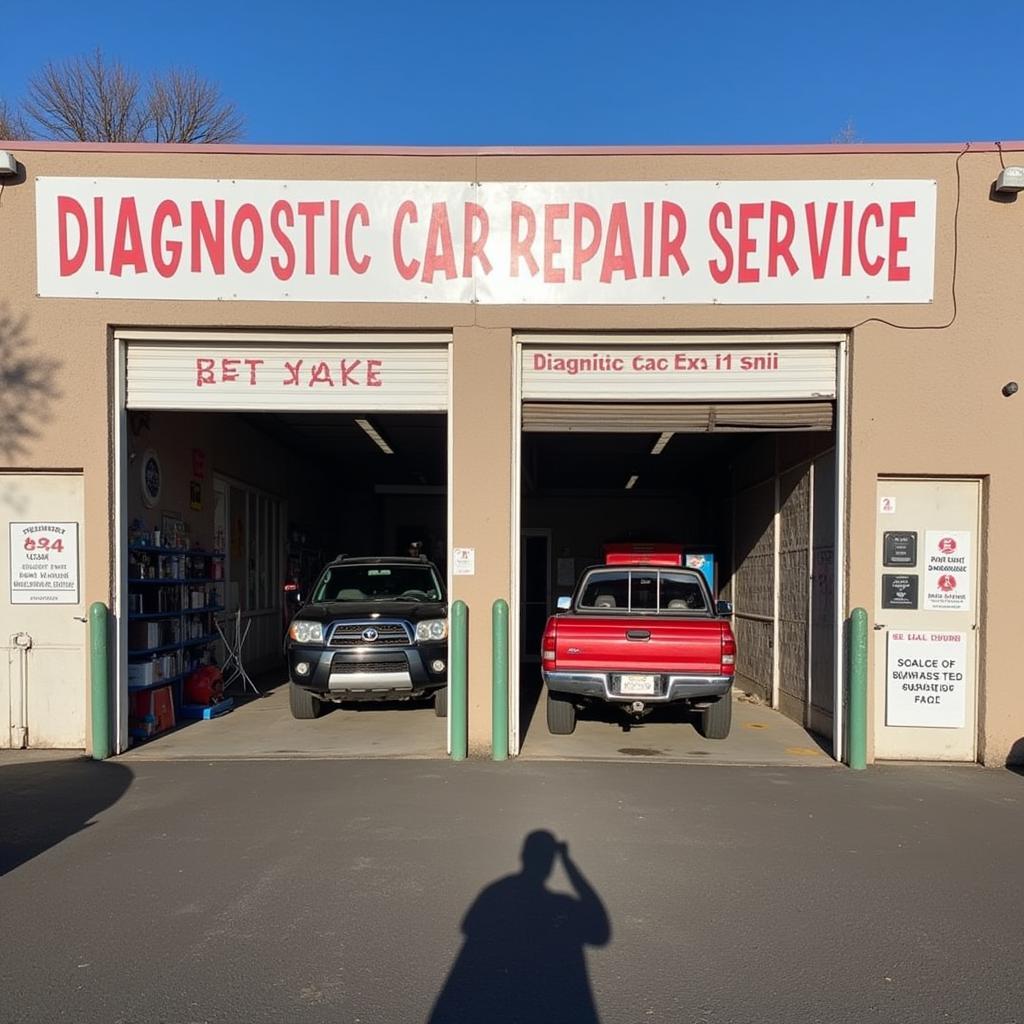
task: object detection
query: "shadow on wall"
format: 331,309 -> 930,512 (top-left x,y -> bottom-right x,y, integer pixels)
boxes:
0,757 -> 133,877
1006,738 -> 1024,775
0,305 -> 62,462
428,830 -> 611,1024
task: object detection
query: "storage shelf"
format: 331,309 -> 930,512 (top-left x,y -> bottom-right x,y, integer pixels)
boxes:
128,610 -> 183,621
129,577 -> 186,584
182,633 -> 219,648
128,673 -> 186,692
128,641 -> 183,657
186,577 -> 221,584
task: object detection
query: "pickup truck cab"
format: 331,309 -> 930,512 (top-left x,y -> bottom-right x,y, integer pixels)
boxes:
541,556 -> 736,738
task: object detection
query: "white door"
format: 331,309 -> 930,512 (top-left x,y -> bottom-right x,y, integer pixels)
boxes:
873,478 -> 981,761
0,473 -> 87,748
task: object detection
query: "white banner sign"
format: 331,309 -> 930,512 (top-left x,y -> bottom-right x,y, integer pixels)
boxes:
9,522 -> 80,604
886,630 -> 968,728
37,177 -> 936,305
924,530 -> 971,611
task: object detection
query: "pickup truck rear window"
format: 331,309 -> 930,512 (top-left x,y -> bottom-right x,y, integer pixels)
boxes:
577,570 -> 708,613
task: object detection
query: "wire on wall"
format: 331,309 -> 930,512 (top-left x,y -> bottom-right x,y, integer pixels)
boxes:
848,141 -> 969,335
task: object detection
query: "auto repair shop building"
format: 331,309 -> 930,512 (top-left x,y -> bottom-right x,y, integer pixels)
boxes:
0,139 -> 1020,766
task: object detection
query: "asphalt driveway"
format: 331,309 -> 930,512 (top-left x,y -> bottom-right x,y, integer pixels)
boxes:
1,754 -> 1022,1024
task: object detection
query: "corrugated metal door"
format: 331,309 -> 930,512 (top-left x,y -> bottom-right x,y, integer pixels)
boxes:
1,472 -> 87,749
124,336 -> 450,411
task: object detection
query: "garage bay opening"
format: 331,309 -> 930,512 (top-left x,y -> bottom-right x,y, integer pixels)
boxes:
514,337 -> 844,763
116,335 -> 451,758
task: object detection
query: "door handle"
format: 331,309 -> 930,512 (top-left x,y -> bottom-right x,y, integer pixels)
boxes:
873,623 -> 886,631
626,629 -> 651,641
73,616 -> 88,623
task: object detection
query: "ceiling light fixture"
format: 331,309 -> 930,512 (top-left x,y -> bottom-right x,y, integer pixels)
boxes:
650,431 -> 674,455
355,417 -> 394,455
625,475 -> 639,490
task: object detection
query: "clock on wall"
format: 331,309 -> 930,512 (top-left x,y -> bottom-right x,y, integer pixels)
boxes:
140,449 -> 162,508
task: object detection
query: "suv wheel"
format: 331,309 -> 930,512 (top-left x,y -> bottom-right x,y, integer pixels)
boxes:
289,682 -> 324,720
546,692 -> 577,735
697,695 -> 732,739
434,687 -> 448,718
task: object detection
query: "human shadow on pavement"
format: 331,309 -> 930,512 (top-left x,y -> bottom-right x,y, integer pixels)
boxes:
427,830 -> 610,1024
0,757 -> 132,876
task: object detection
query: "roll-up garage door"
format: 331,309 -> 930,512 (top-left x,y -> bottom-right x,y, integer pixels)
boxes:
519,334 -> 839,430
121,331 -> 450,411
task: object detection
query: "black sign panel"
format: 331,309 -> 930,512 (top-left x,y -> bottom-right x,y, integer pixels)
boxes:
882,573 -> 919,609
883,531 -> 918,567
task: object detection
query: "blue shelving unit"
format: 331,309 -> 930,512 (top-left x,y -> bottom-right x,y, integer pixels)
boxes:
127,547 -> 227,729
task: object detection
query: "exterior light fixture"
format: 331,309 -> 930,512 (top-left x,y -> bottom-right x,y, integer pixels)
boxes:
1002,381 -> 1019,397
995,167 -> 1024,193
625,475 -> 639,489
651,431 -> 674,455
354,417 -> 394,454
0,151 -> 17,177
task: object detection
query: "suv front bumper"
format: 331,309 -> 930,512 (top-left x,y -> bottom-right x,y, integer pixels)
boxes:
543,669 -> 732,703
288,641 -> 447,699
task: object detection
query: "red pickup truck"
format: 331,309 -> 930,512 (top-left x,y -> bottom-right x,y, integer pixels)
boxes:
541,555 -> 736,738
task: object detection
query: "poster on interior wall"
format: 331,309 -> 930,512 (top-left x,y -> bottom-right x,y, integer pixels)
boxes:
9,522 -> 80,604
190,481 -> 202,511
36,177 -> 936,305
924,531 -> 971,611
886,629 -> 967,728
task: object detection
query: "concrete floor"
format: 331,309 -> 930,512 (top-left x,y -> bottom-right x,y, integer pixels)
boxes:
119,677 -> 447,760
118,671 -> 835,766
520,689 -> 835,766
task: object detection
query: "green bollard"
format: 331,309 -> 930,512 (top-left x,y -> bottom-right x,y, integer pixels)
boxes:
492,599 -> 509,761
450,600 -> 468,761
89,602 -> 111,760
847,607 -> 868,770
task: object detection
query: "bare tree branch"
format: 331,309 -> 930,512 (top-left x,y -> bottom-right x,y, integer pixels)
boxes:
832,119 -> 862,144
19,50 -> 243,143
0,99 -> 30,140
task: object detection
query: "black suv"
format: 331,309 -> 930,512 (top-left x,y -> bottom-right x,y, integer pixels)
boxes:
285,556 -> 448,719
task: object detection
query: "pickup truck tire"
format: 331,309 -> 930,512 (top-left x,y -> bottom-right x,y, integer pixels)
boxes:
698,694 -> 732,739
289,682 -> 324,720
546,692 -> 577,735
434,687 -> 448,718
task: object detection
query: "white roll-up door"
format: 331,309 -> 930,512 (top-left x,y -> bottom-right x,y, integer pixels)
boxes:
122,331 -> 450,411
519,334 -> 839,431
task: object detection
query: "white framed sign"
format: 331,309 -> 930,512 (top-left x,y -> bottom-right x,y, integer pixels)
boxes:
37,177 -> 937,305
924,530 -> 971,611
453,547 -> 476,576
9,522 -> 81,604
886,629 -> 967,728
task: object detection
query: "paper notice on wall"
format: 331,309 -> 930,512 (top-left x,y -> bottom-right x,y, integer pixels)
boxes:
453,547 -> 476,576
9,522 -> 80,604
886,630 -> 968,728
924,531 -> 971,611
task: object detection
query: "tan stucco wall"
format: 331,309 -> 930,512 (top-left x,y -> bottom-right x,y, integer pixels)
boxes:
1,143 -> 1021,762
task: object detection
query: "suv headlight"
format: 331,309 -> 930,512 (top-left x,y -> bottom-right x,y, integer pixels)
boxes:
415,619 -> 448,642
289,620 -> 324,644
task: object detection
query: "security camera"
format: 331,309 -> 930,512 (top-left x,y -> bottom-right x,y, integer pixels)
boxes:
1002,381 -> 1019,397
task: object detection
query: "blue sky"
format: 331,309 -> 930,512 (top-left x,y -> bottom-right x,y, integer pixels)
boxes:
6,0 -> 1021,146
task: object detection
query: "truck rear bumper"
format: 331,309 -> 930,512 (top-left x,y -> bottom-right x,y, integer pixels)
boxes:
543,670 -> 732,703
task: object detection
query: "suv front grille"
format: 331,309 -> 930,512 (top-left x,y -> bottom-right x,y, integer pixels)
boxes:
327,622 -> 412,647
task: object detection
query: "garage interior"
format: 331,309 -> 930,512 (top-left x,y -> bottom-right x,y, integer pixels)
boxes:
121,408 -> 448,758
517,404 -> 838,762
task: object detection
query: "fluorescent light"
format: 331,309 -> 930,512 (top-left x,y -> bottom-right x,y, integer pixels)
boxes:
355,418 -> 394,455
625,475 -> 639,490
651,431 -> 674,455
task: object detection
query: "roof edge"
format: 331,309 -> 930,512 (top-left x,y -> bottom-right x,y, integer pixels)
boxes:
0,139 -> 1020,157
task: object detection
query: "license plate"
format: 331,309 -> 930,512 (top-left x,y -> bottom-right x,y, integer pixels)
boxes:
619,674 -> 656,696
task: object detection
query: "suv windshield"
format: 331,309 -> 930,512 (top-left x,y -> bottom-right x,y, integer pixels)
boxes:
577,569 -> 708,613
313,564 -> 444,603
